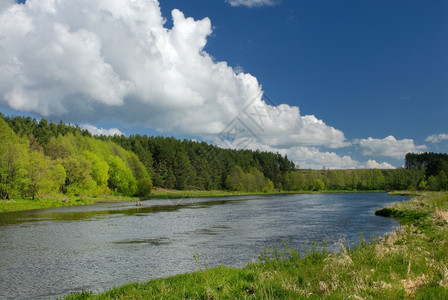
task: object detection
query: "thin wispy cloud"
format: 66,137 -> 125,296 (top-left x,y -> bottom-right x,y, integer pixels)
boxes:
225,0 -> 276,8
80,124 -> 124,137
425,133 -> 448,143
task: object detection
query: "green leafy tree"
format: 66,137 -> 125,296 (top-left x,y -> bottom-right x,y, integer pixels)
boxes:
84,151 -> 110,195
314,179 -> 326,191
428,175 -> 440,191
164,169 -> 176,189
226,166 -> 246,191
108,156 -> 137,195
49,162 -> 67,194
26,151 -> 48,199
136,178 -> 153,196
63,155 -> 93,196
438,171 -> 448,191
0,118 -> 29,200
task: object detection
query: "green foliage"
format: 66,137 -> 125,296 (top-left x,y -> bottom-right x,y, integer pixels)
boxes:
63,155 -> 94,196
281,168 -> 429,192
108,156 -> 137,195
375,207 -> 429,224
225,166 -> 246,191
26,151 -> 48,199
225,166 -> 274,192
0,117 -> 29,199
136,178 -> 152,197
3,113 -> 446,200
104,135 -> 294,191
83,151 -> 109,190
405,152 -> 448,191
0,115 -> 149,199
49,162 -> 67,194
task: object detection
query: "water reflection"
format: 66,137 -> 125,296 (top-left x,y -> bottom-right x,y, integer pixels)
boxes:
0,198 -> 244,226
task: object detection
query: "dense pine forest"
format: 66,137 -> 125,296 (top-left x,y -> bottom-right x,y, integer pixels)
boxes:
405,152 -> 448,190
1,114 -> 446,201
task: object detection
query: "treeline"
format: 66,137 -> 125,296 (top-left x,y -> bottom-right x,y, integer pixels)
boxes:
282,168 -> 425,192
1,115 -> 294,199
101,134 -> 295,191
0,115 -> 151,200
2,114 -> 446,201
225,166 -> 274,192
405,152 -> 448,190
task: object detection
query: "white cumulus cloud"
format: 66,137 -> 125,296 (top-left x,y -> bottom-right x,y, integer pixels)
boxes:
80,124 -> 124,137
357,136 -> 427,159
365,160 -> 395,169
221,138 -> 395,170
0,0 -> 348,150
225,0 -> 276,7
283,148 -> 395,170
425,133 -> 448,143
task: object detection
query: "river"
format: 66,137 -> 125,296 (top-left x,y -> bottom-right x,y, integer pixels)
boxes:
0,193 -> 407,299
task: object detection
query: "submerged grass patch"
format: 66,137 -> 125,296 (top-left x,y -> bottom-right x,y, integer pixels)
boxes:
64,192 -> 448,299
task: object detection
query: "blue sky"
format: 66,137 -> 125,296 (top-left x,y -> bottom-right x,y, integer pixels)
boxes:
160,0 -> 448,141
1,0 -> 447,169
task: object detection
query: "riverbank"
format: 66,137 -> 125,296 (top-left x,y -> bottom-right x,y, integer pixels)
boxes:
0,188 -> 385,213
0,195 -> 138,213
0,189 -> 270,213
64,192 -> 448,299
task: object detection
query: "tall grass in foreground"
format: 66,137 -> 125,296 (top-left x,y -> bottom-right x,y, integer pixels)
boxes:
64,192 -> 448,299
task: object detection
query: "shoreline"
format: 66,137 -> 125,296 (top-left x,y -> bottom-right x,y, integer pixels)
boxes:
0,189 -> 389,213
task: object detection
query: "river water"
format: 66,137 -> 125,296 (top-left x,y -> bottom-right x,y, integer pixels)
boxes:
0,193 -> 407,299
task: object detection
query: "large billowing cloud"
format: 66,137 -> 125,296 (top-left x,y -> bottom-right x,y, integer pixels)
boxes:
357,136 -> 427,159
2,0 -> 408,169
231,140 -> 395,169
0,0 -> 347,150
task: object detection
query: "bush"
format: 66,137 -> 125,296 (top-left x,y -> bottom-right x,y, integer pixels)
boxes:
136,178 -> 152,196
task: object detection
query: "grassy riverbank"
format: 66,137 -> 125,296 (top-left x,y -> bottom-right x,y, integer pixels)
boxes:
64,192 -> 448,299
0,189 -> 271,213
0,195 -> 139,213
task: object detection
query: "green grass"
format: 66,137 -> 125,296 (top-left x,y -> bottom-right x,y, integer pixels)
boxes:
0,195 -> 138,213
63,192 -> 448,299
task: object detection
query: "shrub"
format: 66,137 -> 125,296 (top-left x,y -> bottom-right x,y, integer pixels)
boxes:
136,178 -> 153,196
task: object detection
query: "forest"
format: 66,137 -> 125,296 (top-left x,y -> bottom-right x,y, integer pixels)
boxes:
0,114 -> 446,200
405,152 -> 448,190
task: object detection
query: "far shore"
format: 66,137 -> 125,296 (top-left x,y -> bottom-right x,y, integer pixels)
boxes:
0,188 -> 399,213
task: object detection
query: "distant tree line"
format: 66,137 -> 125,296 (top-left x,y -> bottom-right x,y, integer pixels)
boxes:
2,114 -> 446,201
282,168 -> 425,192
101,134 -> 294,191
405,152 -> 448,191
